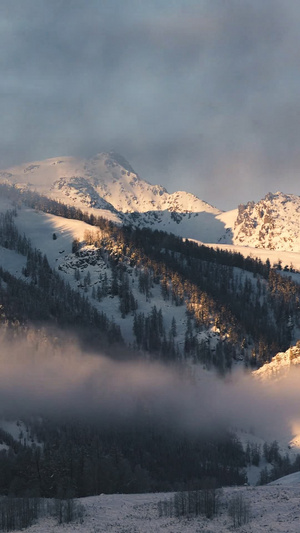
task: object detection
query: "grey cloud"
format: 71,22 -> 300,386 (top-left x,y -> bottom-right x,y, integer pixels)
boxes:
0,331 -> 299,444
1,1 -> 300,209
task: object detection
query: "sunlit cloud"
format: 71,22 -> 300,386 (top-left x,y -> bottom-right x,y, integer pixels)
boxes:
0,328 -> 300,450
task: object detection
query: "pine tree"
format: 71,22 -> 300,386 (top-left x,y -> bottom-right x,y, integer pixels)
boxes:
171,316 -> 177,337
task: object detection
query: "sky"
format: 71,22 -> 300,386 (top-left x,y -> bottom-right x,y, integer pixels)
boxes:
1,0 -> 300,210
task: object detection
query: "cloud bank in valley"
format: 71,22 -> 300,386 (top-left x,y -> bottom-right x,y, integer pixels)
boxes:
0,332 -> 299,444
1,1 -> 300,209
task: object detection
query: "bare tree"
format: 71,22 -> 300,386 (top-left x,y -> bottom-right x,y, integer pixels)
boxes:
228,492 -> 251,528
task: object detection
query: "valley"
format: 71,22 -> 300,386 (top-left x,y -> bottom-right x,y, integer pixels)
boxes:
1,154 -> 300,530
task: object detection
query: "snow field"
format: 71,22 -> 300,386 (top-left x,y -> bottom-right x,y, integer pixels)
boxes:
9,483 -> 300,533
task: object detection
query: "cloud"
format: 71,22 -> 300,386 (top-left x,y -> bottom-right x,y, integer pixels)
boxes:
0,329 -> 300,447
1,1 -> 300,209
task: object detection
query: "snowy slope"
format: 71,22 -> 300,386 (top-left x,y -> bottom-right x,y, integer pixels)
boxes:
0,246 -> 27,279
123,208 -> 228,242
269,471 -> 300,486
0,420 -> 38,448
0,203 -> 194,350
9,485 -> 300,532
206,242 -> 300,274
0,199 -> 247,356
2,198 -> 300,363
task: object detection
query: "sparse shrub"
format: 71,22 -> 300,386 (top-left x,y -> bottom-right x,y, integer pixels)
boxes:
72,238 -> 80,253
0,497 -> 84,531
227,492 -> 251,528
158,484 -> 221,520
53,497 -> 85,525
0,497 -> 42,531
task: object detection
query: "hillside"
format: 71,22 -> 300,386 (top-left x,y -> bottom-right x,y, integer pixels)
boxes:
2,160 -> 300,502
2,185 -> 300,371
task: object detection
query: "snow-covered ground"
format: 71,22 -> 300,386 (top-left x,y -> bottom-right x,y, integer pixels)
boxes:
206,242 -> 300,274
0,203 -> 228,350
9,479 -> 300,532
0,246 -> 27,278
0,419 -> 39,447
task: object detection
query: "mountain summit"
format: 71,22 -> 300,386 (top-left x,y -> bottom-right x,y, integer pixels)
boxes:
0,151 -> 229,243
0,151 -> 220,216
231,192 -> 300,252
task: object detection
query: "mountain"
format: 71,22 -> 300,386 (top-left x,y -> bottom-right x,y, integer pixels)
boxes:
3,154 -> 300,253
227,192 -> 300,252
0,151 -> 219,210
0,152 -> 233,243
2,184 -> 300,373
2,153 -> 300,499
1,152 -> 300,368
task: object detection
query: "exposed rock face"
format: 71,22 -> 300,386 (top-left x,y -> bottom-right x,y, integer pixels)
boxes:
232,192 -> 300,252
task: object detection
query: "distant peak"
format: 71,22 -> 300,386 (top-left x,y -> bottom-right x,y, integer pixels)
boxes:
108,151 -> 136,174
92,151 -> 136,175
264,191 -> 285,201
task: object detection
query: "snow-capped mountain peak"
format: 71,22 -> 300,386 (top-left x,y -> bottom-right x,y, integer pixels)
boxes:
232,191 -> 300,252
4,153 -> 300,253
0,151 -> 220,217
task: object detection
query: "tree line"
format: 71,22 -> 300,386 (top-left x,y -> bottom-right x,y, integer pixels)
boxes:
0,417 -> 247,498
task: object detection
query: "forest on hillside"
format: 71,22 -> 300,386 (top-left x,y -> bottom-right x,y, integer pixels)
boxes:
0,183 -> 299,370
0,184 -> 300,497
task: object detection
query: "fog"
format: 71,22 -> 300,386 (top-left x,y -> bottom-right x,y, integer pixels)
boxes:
0,333 -> 299,443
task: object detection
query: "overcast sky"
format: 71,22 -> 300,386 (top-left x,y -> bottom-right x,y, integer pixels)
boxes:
1,0 -> 300,210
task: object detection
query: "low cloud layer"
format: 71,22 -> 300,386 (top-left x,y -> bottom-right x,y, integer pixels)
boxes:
0,332 -> 299,445
1,1 -> 300,209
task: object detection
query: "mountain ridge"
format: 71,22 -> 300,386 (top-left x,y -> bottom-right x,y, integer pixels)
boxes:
2,152 -> 300,252
231,191 -> 300,252
0,151 -> 220,216
1,164 -> 300,495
